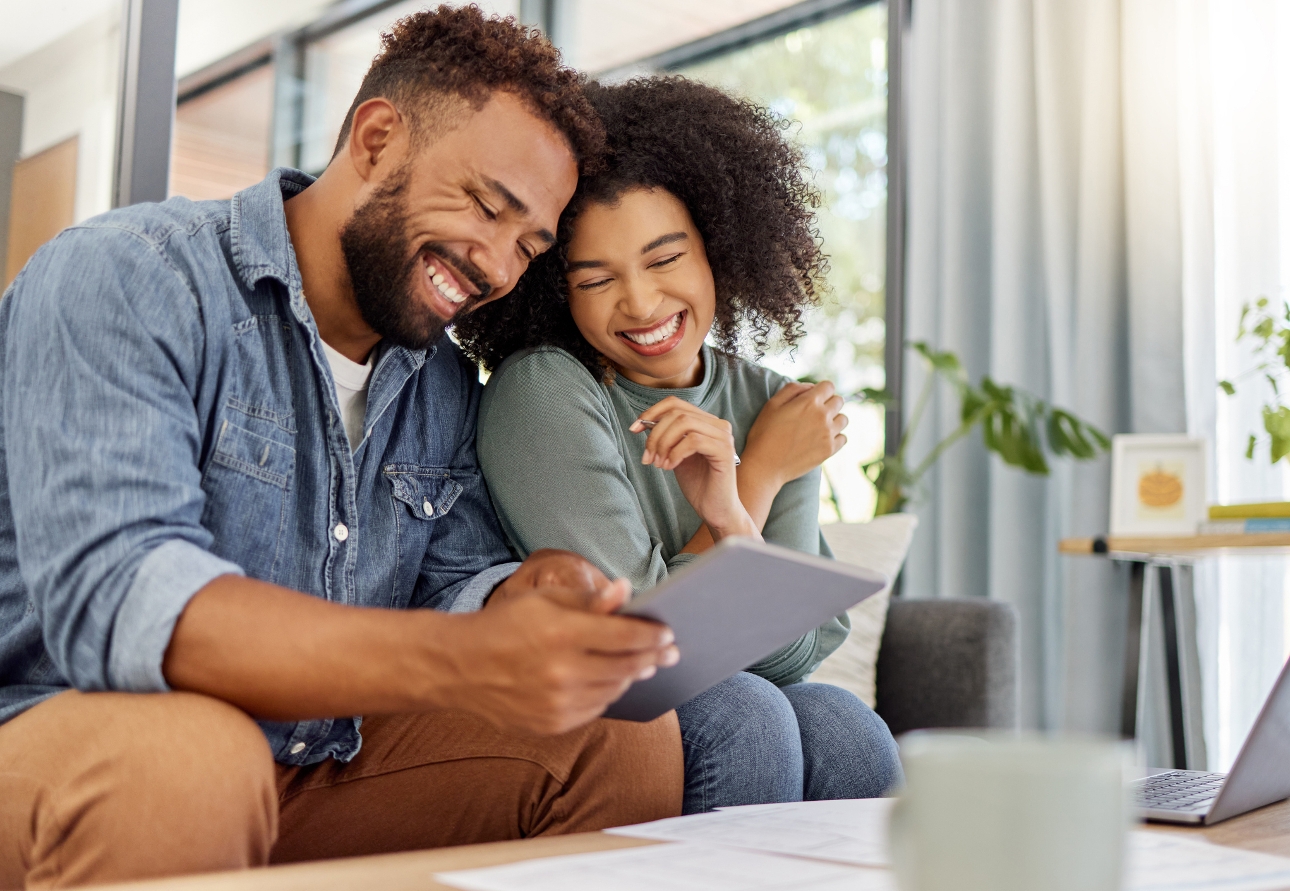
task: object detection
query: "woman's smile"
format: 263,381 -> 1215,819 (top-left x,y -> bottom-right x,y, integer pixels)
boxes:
618,311 -> 688,355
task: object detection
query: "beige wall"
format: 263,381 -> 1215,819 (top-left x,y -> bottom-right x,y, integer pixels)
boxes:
0,9 -> 120,226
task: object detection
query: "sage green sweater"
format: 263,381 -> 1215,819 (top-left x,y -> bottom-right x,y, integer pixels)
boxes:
477,345 -> 849,687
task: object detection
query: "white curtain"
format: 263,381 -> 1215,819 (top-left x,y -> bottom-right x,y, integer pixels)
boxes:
903,0 -> 1290,740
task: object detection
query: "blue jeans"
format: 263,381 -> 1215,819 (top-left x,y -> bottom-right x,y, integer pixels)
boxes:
674,672 -> 904,814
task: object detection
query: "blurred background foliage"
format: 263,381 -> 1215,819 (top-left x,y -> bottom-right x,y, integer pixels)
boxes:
681,4 -> 890,521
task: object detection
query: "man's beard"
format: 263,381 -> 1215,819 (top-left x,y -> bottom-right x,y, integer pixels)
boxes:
338,167 -> 490,351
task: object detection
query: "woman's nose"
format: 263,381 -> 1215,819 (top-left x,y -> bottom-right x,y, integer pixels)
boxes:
619,278 -> 663,320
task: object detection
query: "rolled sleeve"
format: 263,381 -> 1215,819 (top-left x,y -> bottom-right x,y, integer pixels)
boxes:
444,562 -> 519,614
107,540 -> 244,691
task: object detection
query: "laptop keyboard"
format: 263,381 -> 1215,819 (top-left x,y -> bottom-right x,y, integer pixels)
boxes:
1134,770 -> 1226,811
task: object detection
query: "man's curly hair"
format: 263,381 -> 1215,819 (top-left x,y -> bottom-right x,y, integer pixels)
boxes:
331,4 -> 603,171
454,76 -> 827,379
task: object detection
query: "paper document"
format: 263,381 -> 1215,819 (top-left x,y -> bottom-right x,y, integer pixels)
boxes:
605,797 -> 893,866
1126,831 -> 1290,891
435,842 -> 896,891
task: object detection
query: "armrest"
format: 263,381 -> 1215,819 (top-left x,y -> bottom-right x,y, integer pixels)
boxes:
875,598 -> 1018,735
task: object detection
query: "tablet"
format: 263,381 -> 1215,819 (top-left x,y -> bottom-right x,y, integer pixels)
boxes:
602,537 -> 888,722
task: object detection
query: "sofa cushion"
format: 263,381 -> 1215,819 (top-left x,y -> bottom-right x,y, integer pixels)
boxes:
810,514 -> 918,707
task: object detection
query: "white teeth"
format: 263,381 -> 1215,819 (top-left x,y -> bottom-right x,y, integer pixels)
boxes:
623,313 -> 681,346
426,261 -> 468,305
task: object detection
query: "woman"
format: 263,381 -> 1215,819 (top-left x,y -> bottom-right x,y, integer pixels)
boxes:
455,77 -> 901,813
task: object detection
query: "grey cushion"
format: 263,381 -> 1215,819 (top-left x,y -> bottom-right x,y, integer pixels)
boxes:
875,598 -> 1018,736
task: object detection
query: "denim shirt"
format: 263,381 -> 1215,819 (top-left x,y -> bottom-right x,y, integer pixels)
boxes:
0,169 -> 518,765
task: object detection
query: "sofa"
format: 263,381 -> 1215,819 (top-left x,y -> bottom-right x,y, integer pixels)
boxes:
874,597 -> 1019,736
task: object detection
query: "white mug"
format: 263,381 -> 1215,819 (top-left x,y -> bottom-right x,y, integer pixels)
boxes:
888,732 -> 1131,891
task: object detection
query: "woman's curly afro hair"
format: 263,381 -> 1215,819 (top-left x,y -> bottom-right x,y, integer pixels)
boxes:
454,76 -> 827,379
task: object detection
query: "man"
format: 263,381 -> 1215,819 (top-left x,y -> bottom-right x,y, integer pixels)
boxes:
0,7 -> 682,887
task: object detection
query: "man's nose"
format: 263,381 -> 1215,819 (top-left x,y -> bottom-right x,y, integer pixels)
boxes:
468,242 -> 514,298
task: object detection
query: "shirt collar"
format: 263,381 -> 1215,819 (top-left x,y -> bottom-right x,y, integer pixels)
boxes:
229,167 -> 315,295
229,167 -> 435,366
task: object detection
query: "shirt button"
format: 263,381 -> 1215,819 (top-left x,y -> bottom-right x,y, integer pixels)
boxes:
289,742 -> 306,755
333,523 -> 349,542
423,499 -> 434,515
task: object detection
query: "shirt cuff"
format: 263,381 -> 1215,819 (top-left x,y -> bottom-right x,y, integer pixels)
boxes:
107,540 -> 245,692
447,562 -> 520,613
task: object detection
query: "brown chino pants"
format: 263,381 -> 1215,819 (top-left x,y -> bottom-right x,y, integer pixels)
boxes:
0,690 -> 683,889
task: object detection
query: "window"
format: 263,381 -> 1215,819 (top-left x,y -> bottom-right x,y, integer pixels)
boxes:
675,3 -> 888,521
561,0 -> 810,75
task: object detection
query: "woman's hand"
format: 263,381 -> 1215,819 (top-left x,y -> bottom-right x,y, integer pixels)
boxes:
742,380 -> 848,488
630,397 -> 759,541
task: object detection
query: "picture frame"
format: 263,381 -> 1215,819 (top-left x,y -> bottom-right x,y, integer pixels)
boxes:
1109,434 -> 1208,536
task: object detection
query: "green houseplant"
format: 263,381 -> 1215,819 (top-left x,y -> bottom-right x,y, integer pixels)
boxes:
1218,297 -> 1290,464
854,342 -> 1111,515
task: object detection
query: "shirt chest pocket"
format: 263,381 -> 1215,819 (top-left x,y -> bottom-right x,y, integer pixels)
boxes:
383,465 -> 464,606
384,465 -> 464,521
201,419 -> 297,583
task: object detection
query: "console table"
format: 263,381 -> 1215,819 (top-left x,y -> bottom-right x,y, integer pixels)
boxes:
1059,534 -> 1290,771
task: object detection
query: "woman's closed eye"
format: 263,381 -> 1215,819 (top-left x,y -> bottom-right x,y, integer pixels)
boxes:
574,276 -> 613,291
648,252 -> 684,270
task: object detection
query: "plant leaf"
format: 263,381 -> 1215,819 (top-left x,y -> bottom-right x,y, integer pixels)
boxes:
1247,433 -> 1258,460
1219,380 -> 1236,396
1264,405 -> 1290,464
859,387 -> 894,405
911,341 -> 965,380
1047,409 -> 1095,459
980,382 -> 1049,474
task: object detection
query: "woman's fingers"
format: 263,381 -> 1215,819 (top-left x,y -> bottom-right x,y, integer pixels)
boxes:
769,380 -> 813,406
644,414 -> 735,470
630,396 -> 698,432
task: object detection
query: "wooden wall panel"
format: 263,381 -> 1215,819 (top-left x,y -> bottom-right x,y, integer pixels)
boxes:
4,136 -> 77,289
170,65 -> 273,201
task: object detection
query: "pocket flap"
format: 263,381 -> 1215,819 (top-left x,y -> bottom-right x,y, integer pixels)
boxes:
383,465 -> 464,520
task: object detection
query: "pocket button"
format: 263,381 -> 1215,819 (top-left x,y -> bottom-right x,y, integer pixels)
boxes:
423,499 -> 434,515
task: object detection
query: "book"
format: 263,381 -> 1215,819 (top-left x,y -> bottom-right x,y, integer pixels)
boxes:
1198,518 -> 1290,535
1208,502 -> 1290,519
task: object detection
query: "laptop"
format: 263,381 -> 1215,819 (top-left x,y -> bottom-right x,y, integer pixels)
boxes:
1134,652 -> 1290,824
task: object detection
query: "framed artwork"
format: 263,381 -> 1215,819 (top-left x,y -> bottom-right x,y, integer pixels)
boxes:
1109,435 -> 1208,536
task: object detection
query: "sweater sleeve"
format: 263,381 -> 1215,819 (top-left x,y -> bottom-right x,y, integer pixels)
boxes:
477,349 -> 675,591
743,378 -> 852,685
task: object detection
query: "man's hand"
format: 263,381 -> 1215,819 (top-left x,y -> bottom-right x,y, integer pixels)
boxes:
165,568 -> 679,738
486,548 -> 613,611
440,578 -> 678,735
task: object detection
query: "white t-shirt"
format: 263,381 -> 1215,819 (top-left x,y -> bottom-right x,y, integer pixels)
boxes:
321,339 -> 374,451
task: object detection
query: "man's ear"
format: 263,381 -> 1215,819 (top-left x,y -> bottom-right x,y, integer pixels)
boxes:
346,98 -> 405,183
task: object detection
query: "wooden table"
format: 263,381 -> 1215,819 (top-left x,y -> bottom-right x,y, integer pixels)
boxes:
1060,534 -> 1290,771
90,798 -> 1290,891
